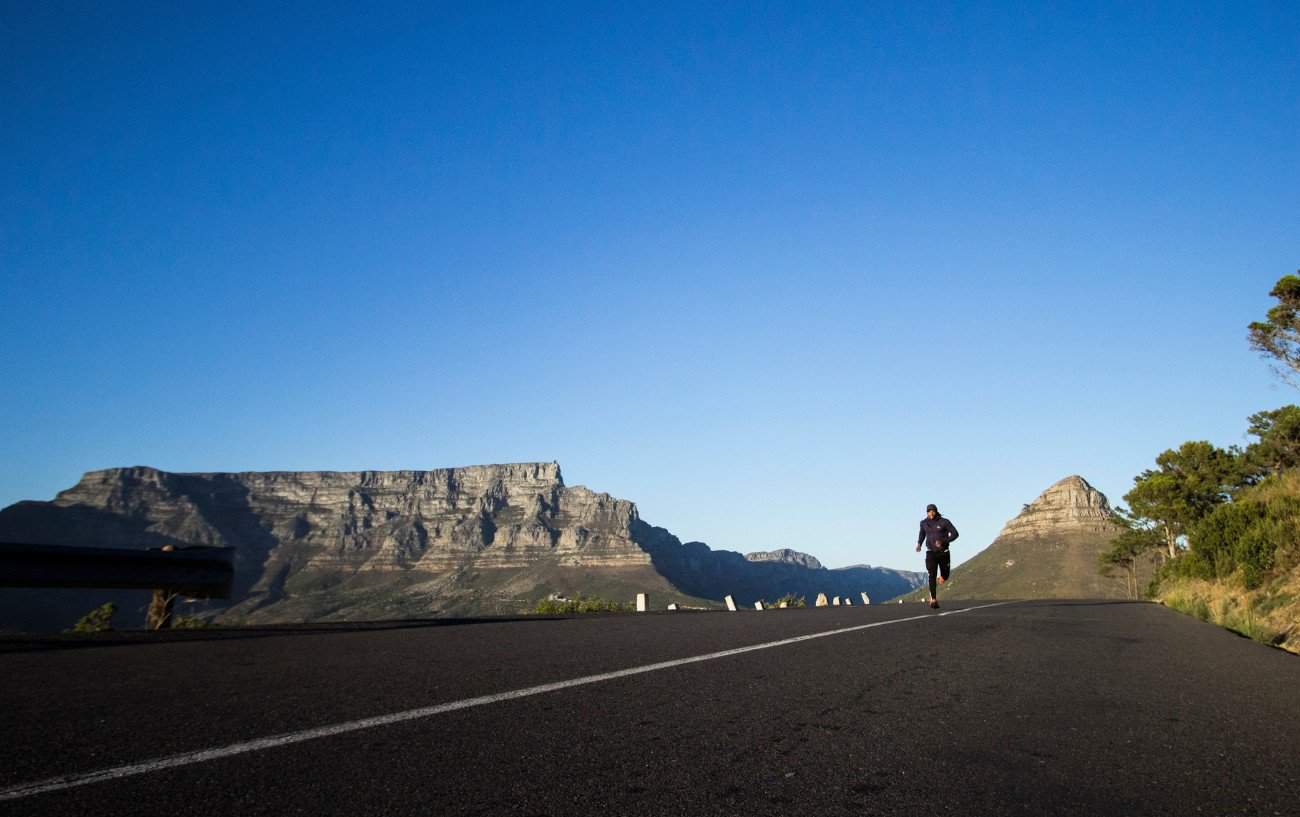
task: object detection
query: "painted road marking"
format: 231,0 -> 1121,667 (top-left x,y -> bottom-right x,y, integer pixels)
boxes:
0,601 -> 1011,802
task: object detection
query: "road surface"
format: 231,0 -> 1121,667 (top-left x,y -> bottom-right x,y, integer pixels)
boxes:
2,600 -> 1297,816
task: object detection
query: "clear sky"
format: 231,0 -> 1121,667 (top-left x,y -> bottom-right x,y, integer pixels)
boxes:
3,2 -> 1298,571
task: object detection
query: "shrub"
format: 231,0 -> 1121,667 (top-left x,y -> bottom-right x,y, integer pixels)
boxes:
1162,550 -> 1212,581
69,602 -> 116,633
1163,590 -> 1212,623
533,595 -> 633,614
1188,495 -> 1300,587
1191,596 -> 1212,622
771,594 -> 806,608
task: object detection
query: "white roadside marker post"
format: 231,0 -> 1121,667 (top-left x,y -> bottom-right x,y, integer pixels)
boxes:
725,595 -> 737,611
636,593 -> 648,613
754,601 -> 765,611
861,592 -> 871,605
815,593 -> 829,607
832,596 -> 841,606
667,603 -> 679,611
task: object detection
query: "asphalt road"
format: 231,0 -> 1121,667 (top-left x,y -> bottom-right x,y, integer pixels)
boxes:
2,600 -> 1297,817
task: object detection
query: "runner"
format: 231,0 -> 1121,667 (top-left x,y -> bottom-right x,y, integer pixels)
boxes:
915,503 -> 958,608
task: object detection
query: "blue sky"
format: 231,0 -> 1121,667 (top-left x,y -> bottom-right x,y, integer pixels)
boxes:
3,1 -> 1298,570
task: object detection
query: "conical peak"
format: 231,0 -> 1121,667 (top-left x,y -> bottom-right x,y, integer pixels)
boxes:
1051,475 -> 1092,490
997,474 -> 1114,539
1033,475 -> 1109,509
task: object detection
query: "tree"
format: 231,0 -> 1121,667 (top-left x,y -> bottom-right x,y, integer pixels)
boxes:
1245,405 -> 1300,474
1248,272 -> 1300,385
1099,509 -> 1163,598
1124,441 -> 1247,558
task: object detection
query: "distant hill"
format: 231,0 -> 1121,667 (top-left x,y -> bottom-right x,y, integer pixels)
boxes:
909,475 -> 1157,600
0,463 -> 924,630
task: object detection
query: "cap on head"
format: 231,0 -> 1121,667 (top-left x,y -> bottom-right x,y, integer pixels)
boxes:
926,503 -> 938,513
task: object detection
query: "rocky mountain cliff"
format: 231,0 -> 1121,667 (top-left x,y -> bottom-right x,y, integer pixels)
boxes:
745,548 -> 823,570
910,475 -> 1154,600
995,475 -> 1116,540
0,463 -> 924,629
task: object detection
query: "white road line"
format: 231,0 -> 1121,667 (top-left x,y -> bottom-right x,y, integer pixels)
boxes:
0,601 -> 1011,802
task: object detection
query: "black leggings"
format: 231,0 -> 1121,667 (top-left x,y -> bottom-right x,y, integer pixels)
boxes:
926,549 -> 951,598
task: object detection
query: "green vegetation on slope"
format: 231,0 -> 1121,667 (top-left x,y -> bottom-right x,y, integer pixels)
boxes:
532,595 -> 633,614
1130,272 -> 1300,653
1154,471 -> 1300,651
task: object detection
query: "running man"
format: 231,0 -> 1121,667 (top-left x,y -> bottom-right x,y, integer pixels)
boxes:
916,503 -> 958,609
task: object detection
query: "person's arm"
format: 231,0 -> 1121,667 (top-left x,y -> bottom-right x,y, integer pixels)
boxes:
945,519 -> 959,544
916,521 -> 925,551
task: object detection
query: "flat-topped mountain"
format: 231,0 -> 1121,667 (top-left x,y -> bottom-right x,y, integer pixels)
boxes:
0,463 -> 923,629
912,475 -> 1151,600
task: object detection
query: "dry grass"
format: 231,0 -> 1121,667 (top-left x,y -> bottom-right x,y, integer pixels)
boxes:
1158,565 -> 1300,654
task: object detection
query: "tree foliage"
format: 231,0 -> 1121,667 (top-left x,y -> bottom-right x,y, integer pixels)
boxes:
1124,441 -> 1247,558
1248,272 -> 1300,385
1098,509 -> 1163,598
1245,405 -> 1300,474
1174,493 -> 1300,590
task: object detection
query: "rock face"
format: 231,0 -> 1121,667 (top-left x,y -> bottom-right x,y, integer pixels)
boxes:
910,475 -> 1153,600
745,548 -> 823,570
995,475 -> 1116,540
0,463 -> 925,630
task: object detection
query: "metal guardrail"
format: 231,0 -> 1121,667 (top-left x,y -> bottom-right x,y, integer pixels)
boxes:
0,542 -> 236,629
0,542 -> 235,599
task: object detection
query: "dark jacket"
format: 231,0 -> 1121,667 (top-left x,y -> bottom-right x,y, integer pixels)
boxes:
918,516 -> 959,552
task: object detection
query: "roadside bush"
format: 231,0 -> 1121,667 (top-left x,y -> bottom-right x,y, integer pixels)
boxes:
771,594 -> 806,608
533,595 -> 633,614
1160,552 -> 1212,584
1189,596 -> 1212,622
1162,591 -> 1204,622
1189,495 -> 1300,588
171,616 -> 212,629
68,602 -> 116,633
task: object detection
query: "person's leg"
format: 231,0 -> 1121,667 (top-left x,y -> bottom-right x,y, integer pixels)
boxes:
925,551 -> 938,600
939,550 -> 951,585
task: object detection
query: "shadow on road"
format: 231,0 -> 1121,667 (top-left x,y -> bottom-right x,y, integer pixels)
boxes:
0,614 -> 563,654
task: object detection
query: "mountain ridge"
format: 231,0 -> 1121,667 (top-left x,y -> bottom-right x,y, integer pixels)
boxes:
0,462 -> 924,629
